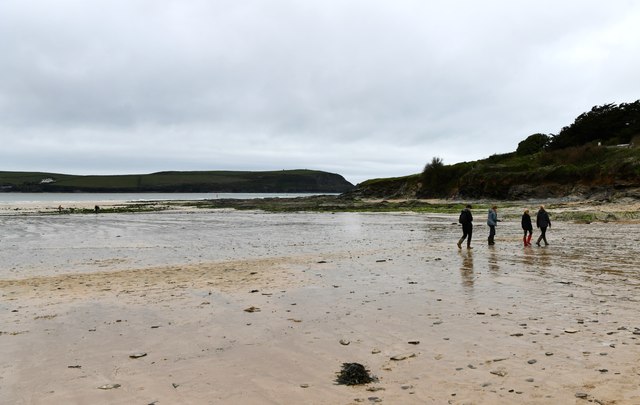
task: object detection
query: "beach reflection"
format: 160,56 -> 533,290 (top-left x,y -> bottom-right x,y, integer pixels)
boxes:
535,247 -> 551,276
523,246 -> 535,267
488,248 -> 499,274
335,212 -> 364,237
459,250 -> 474,290
537,246 -> 551,270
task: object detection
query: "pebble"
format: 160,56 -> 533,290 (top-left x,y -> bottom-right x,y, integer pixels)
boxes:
98,383 -> 121,390
339,339 -> 350,346
525,378 -> 534,383
129,352 -> 147,359
575,392 -> 588,399
564,328 -> 578,334
527,359 -> 537,365
390,353 -> 416,361
490,369 -> 508,377
300,384 -> 309,388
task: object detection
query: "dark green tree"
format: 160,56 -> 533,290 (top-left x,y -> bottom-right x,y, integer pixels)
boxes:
516,133 -> 551,156
548,100 -> 640,150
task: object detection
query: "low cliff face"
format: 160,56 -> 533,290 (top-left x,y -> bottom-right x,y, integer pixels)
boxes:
345,174 -> 421,199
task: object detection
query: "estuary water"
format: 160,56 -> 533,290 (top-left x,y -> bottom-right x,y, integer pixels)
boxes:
0,192 -> 333,205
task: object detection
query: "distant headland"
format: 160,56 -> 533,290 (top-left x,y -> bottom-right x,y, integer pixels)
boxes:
0,169 -> 355,194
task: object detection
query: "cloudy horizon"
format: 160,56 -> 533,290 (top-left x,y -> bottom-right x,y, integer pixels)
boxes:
1,1 -> 639,185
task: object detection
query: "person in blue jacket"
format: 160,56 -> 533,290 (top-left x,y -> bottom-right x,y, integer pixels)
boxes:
487,205 -> 499,245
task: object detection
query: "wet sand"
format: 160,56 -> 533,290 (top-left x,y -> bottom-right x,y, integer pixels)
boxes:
1,207 -> 640,404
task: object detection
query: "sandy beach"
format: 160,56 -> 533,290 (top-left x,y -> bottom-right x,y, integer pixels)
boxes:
1,203 -> 640,404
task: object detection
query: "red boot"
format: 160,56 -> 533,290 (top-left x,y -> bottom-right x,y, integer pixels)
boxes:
526,234 -> 532,246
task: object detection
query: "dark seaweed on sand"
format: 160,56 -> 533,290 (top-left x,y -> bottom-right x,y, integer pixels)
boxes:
335,363 -> 376,385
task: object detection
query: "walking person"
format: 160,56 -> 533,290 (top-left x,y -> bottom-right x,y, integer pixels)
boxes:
521,209 -> 533,246
457,204 -> 474,249
536,205 -> 551,246
487,205 -> 499,245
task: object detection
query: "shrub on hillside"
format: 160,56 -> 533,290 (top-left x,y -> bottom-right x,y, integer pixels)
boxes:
419,157 -> 468,197
536,145 -> 607,166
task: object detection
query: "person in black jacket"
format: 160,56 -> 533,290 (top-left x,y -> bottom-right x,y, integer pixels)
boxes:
457,204 -> 473,249
536,205 -> 551,246
521,209 -> 533,246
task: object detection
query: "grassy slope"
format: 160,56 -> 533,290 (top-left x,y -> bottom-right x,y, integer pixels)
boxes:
352,145 -> 640,199
453,145 -> 640,198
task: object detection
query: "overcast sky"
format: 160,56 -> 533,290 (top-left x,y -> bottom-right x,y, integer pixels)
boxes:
1,1 -> 639,185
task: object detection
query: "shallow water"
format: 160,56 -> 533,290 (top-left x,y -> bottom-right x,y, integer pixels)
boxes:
1,211 -> 639,285
0,192 -> 332,205
0,211 -> 436,278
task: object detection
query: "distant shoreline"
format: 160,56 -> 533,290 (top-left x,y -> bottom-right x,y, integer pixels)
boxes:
1,194 -> 638,222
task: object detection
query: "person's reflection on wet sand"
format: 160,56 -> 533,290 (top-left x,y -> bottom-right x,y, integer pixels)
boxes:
459,249 -> 474,290
523,246 -> 535,267
537,245 -> 551,269
488,249 -> 499,274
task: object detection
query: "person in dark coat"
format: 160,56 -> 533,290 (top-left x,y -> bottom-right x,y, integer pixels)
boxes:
457,204 -> 474,249
521,209 -> 533,246
536,205 -> 551,246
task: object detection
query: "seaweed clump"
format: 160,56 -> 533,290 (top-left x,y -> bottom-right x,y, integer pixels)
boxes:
335,362 -> 377,385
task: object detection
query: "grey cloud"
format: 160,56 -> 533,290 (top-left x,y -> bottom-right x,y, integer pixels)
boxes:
1,1 -> 640,184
